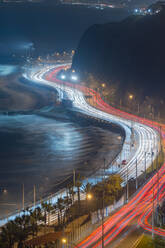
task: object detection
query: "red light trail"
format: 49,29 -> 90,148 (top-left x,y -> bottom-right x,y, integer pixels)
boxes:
38,65 -> 165,246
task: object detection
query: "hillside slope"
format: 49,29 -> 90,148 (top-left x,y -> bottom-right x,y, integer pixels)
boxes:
72,9 -> 165,102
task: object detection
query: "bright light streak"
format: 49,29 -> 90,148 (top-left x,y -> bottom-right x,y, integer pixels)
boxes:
71,75 -> 78,81
26,64 -> 165,247
61,74 -> 66,80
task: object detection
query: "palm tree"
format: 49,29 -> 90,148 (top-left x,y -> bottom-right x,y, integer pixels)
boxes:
56,198 -> 65,227
67,183 -> 75,204
63,195 -> 72,224
14,215 -> 30,248
33,206 -> 44,224
29,207 -> 43,238
0,221 -> 18,248
82,182 -> 93,196
92,175 -> 123,213
75,174 -> 84,211
41,202 -> 54,226
92,183 -> 103,207
106,174 -> 122,200
82,182 -> 93,213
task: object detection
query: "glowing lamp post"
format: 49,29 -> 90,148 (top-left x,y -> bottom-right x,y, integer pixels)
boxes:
61,238 -> 78,247
86,193 -> 92,200
129,94 -> 133,100
62,238 -> 67,244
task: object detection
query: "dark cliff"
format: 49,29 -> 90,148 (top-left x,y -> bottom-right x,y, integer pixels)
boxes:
72,9 -> 165,100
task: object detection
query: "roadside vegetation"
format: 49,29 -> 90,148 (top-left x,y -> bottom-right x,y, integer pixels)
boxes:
156,199 -> 165,229
85,74 -> 165,122
0,174 -> 122,248
136,235 -> 165,248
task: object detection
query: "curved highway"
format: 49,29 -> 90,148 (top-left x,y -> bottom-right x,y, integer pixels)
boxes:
27,65 -> 159,181
27,64 -> 165,247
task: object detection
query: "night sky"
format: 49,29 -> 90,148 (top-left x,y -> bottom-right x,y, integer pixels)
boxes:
0,3 -> 129,59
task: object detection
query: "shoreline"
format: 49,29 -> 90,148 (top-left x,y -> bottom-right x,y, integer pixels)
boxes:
0,108 -> 124,223
0,109 -> 122,223
0,71 -> 124,222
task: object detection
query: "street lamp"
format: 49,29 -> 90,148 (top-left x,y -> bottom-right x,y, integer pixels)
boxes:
144,152 -> 147,180
101,83 -> 106,88
86,193 -> 92,200
101,158 -> 106,248
62,238 -> 67,244
86,193 -> 92,218
152,178 -> 155,239
129,94 -> 133,100
126,165 -> 129,203
135,159 -> 138,190
61,238 -> 78,247
3,189 -> 7,194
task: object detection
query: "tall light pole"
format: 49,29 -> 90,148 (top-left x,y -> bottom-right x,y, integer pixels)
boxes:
86,193 -> 92,217
144,152 -> 147,180
126,165 -> 129,203
128,94 -> 134,112
101,158 -> 106,248
135,159 -> 138,190
151,149 -> 154,173
61,238 -> 78,248
152,178 -> 155,239
22,184 -> 24,210
120,98 -> 122,109
33,185 -> 36,207
102,191 -> 105,248
156,150 -> 160,226
137,103 -> 140,114
73,169 -> 76,187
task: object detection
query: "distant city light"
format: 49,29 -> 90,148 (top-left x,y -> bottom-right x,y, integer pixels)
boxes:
133,7 -> 157,16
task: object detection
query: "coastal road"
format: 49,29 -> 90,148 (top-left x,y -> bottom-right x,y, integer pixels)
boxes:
29,65 -> 159,182
27,64 -> 165,247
